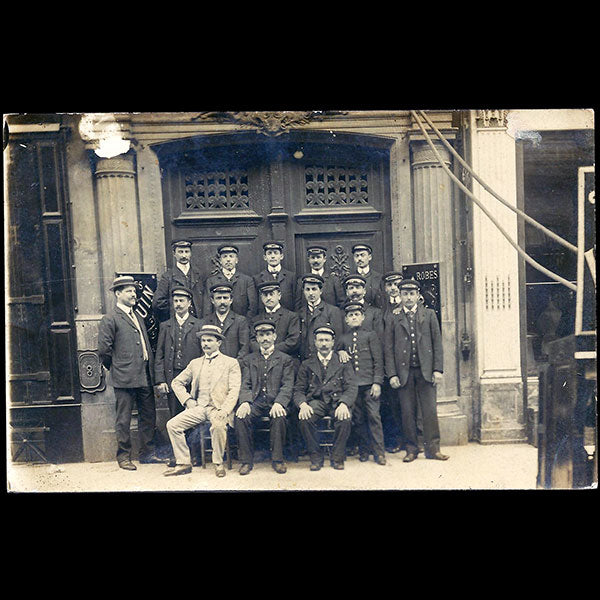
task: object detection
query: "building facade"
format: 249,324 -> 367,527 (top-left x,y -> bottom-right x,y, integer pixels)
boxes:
5,109 -> 594,463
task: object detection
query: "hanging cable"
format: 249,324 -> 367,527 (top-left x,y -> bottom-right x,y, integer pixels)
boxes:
410,110 -> 577,292
417,110 -> 578,254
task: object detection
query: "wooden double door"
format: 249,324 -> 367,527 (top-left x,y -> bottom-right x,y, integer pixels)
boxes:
157,131 -> 394,284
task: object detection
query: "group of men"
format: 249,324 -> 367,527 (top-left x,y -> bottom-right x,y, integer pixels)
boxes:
97,239 -> 449,479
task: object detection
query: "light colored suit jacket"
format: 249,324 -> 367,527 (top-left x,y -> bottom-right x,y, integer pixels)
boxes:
171,352 -> 242,425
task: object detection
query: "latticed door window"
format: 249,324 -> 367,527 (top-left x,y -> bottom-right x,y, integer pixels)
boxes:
184,169 -> 250,210
305,165 -> 369,206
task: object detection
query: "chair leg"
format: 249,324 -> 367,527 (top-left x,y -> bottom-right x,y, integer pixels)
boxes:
200,429 -> 207,469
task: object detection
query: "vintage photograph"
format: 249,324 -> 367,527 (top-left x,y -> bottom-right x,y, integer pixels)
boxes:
4,109 -> 596,493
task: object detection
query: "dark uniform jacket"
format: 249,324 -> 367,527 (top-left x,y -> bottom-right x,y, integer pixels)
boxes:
238,349 -> 296,409
249,308 -> 300,357
253,268 -> 296,312
383,304 -> 443,385
295,271 -> 345,310
200,310 -> 250,360
339,327 -> 384,387
293,353 -> 357,409
154,315 -> 203,386
342,302 -> 384,340
297,301 -> 344,360
152,264 -> 204,323
98,308 -> 155,388
204,270 -> 258,318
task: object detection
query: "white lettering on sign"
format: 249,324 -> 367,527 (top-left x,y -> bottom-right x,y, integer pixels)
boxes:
415,270 -> 439,281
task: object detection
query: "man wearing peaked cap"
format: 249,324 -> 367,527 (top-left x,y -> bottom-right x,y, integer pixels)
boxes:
349,242 -> 384,309
153,239 -> 204,323
154,285 -> 204,466
295,244 -> 344,310
253,241 -> 296,311
297,272 -> 344,361
250,280 -> 301,359
234,318 -> 296,475
204,243 -> 257,318
98,275 -> 163,470
293,323 -> 358,471
200,282 -> 250,360
384,276 -> 449,462
166,323 -> 241,478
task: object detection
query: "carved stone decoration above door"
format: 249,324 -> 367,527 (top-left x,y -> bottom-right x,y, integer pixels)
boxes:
193,111 -> 347,137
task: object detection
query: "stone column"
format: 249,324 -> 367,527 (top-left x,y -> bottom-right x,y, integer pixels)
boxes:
410,139 -> 468,445
469,110 -> 526,443
94,152 -> 142,308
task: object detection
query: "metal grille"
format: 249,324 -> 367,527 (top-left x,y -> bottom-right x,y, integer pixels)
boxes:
185,169 -> 250,210
305,165 -> 369,206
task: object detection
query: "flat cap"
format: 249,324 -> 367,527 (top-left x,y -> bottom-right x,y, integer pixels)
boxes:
171,286 -> 193,299
313,325 -> 336,338
217,244 -> 239,255
301,274 -> 324,287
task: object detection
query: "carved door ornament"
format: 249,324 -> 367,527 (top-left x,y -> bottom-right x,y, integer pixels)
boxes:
330,245 -> 350,279
193,111 -> 347,137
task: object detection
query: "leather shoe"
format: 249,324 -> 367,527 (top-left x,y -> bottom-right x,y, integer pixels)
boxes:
215,465 -> 226,477
428,451 -> 450,461
375,455 -> 387,465
359,453 -> 370,462
332,461 -> 345,470
118,460 -> 137,471
387,446 -> 402,454
163,464 -> 192,476
403,452 -> 417,463
309,462 -> 322,471
167,458 -> 176,468
272,461 -> 287,474
238,463 -> 253,476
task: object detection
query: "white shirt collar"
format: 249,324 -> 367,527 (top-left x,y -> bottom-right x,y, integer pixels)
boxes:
357,266 -> 370,275
403,304 -> 418,314
204,351 -> 220,361
311,267 -> 324,277
267,265 -> 281,273
265,304 -> 281,314
261,345 -> 275,359
117,302 -> 134,317
177,262 -> 190,276
175,312 -> 189,326
216,310 -> 230,323
222,268 -> 236,279
318,351 -> 334,365
390,296 -> 401,305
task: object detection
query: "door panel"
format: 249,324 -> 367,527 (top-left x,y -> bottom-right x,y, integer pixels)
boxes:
157,132 -> 393,282
7,134 -> 79,406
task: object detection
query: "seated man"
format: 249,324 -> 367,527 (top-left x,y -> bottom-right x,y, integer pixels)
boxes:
165,324 -> 241,478
293,326 -> 357,471
234,320 -> 296,476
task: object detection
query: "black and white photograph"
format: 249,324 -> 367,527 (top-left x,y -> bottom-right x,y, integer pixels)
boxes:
4,109 -> 596,493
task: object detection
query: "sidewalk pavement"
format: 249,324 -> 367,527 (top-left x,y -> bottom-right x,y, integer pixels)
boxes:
6,442 -> 541,492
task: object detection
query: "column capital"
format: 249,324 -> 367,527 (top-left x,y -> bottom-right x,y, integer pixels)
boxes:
476,109 -> 509,128
94,152 -> 136,179
409,138 -> 451,167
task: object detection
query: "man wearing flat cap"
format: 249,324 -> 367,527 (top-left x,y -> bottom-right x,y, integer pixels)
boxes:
253,241 -> 296,312
234,320 -> 296,475
297,274 -> 344,361
204,244 -> 258,318
200,283 -> 250,360
384,278 -> 449,462
349,243 -> 384,308
166,324 -> 241,478
153,239 -> 204,323
154,286 -> 204,466
98,275 -> 164,470
293,325 -> 357,471
295,244 -> 344,310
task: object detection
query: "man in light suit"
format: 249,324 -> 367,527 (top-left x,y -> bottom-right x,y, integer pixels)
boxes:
165,324 -> 242,478
384,278 -> 449,462
98,275 -> 164,470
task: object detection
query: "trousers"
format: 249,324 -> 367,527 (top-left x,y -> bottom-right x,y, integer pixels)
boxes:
397,366 -> 441,456
234,396 -> 287,464
114,385 -> 156,463
353,384 -> 385,457
298,399 -> 352,464
166,404 -> 228,466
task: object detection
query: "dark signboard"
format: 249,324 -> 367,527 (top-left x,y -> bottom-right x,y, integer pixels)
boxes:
115,272 -> 159,353
401,262 -> 442,329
